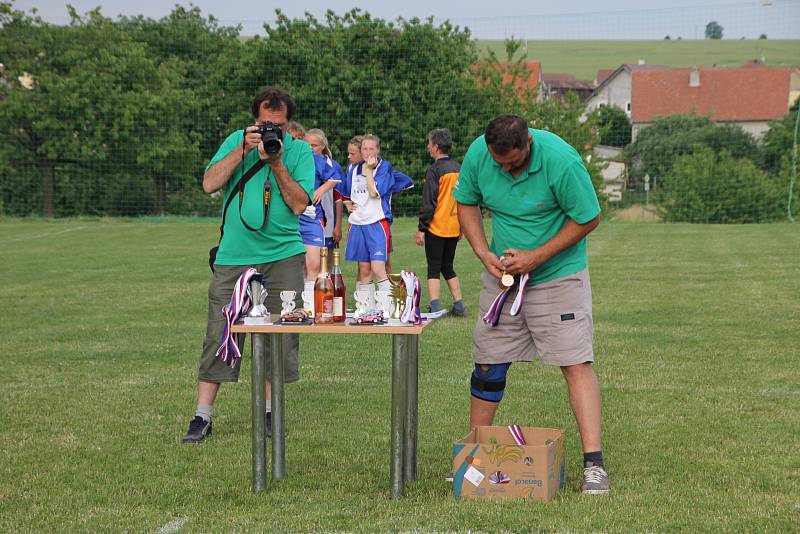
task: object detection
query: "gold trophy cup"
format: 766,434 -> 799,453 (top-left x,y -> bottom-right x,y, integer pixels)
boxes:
387,273 -> 407,324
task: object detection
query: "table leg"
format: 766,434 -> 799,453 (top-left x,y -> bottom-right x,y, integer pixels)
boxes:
390,334 -> 409,498
270,333 -> 285,481
404,334 -> 419,482
251,333 -> 268,493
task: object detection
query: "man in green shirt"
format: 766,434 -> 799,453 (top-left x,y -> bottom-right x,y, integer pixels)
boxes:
182,87 -> 314,444
453,114 -> 609,494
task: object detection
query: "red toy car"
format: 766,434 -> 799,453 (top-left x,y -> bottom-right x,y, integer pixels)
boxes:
355,309 -> 386,324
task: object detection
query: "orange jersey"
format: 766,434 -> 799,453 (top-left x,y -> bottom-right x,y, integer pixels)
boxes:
418,157 -> 461,238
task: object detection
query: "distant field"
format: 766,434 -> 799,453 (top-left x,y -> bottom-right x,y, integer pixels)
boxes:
478,39 -> 800,80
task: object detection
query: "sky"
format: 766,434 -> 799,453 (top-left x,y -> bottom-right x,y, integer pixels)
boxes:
11,0 -> 800,39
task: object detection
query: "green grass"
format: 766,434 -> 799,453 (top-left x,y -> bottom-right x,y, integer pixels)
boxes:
1,217 -> 798,532
478,39 -> 800,80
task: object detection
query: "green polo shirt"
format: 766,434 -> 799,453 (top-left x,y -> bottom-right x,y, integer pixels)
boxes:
207,130 -> 314,266
453,128 -> 600,285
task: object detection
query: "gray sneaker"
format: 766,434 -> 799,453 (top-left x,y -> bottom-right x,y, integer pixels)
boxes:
445,471 -> 454,483
582,464 -> 610,494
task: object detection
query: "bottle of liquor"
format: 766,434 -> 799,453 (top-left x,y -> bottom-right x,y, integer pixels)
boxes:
331,250 -> 346,322
314,250 -> 334,324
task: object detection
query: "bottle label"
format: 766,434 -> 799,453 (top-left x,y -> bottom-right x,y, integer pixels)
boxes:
333,297 -> 343,316
322,298 -> 334,319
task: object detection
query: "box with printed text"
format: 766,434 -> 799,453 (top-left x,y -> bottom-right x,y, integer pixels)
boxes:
451,426 -> 566,501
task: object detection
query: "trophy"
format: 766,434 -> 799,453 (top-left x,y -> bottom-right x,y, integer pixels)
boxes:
353,290 -> 371,316
244,275 -> 269,324
301,290 -> 314,316
374,290 -> 393,318
279,290 -> 297,316
387,273 -> 407,325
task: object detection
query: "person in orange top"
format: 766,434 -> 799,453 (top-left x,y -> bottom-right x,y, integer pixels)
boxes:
416,128 -> 466,316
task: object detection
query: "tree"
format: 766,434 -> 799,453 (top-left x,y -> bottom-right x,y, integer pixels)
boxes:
623,114 -> 759,190
590,105 -> 631,147
705,21 -> 723,39
760,101 -> 799,176
655,148 -> 784,223
759,33 -> 767,39
0,5 -> 199,216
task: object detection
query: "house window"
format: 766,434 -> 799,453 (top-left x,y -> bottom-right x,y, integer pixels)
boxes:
625,101 -> 631,114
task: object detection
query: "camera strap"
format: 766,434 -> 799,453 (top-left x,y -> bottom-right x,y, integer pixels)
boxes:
216,158 -> 269,245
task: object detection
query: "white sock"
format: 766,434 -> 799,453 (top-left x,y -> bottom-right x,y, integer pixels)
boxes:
376,278 -> 391,292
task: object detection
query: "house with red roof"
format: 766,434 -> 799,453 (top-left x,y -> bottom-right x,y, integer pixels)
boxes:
541,73 -> 595,101
586,61 -> 799,141
473,60 -> 543,101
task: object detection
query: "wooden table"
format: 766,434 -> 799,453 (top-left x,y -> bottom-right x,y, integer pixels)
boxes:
231,317 -> 434,498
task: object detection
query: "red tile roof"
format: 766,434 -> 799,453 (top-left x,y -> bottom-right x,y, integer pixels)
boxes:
595,69 -> 615,86
631,67 -> 791,123
542,73 -> 594,90
497,60 -> 542,90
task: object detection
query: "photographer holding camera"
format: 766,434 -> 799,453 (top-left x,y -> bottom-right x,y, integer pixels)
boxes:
182,87 -> 315,443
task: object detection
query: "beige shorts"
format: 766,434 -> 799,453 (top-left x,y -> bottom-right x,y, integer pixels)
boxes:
472,268 -> 594,366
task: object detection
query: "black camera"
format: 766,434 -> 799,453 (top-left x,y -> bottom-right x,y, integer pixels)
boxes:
256,121 -> 282,155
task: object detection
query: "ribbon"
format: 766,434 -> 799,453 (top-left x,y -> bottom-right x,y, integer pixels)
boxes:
400,270 -> 422,325
215,267 -> 260,367
508,424 -> 526,445
482,272 -> 530,327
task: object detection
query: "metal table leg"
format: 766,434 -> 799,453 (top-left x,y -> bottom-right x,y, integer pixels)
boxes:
270,333 -> 285,480
390,334 -> 409,498
251,333 -> 268,493
404,334 -> 419,482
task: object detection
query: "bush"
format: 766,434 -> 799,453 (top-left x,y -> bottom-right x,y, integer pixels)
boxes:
655,148 -> 785,223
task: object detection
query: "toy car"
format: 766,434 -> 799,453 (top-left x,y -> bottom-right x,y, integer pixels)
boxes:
354,309 -> 386,324
280,309 -> 309,323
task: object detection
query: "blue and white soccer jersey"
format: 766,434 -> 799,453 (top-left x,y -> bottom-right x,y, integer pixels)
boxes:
345,219 -> 392,262
341,160 -> 396,263
299,153 -> 337,247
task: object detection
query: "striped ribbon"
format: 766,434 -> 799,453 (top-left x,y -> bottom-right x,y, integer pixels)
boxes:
400,270 -> 422,325
482,272 -> 530,327
215,267 -> 260,367
508,424 -> 526,445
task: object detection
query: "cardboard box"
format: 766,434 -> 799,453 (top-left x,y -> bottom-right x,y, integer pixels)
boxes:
452,426 -> 566,501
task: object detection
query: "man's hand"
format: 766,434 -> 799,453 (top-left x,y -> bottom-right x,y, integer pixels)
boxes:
258,142 -> 283,167
415,231 -> 424,247
344,200 -> 356,213
501,248 -> 543,275
333,226 -> 342,245
243,125 -> 262,154
478,250 -> 504,279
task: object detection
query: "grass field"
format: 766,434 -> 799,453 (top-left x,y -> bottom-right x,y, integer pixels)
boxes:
1,217 -> 799,532
478,39 -> 800,80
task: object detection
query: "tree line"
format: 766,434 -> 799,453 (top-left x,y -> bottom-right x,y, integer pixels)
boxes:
0,4 -> 601,218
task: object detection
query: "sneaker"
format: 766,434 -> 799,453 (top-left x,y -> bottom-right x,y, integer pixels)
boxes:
445,471 -> 454,483
582,464 -> 610,494
181,416 -> 212,444
450,306 -> 466,317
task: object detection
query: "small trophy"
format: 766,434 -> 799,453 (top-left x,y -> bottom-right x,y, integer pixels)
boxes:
353,290 -> 371,316
244,275 -> 269,324
279,290 -> 297,316
387,273 -> 407,326
375,290 -> 393,318
301,290 -> 314,316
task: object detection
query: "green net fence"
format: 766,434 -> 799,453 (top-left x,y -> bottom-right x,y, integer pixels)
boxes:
1,1 -> 798,223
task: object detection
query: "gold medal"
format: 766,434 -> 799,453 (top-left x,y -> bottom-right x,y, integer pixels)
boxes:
500,272 -> 514,288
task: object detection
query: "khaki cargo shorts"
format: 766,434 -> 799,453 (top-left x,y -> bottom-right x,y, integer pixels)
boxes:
473,268 -> 594,366
198,254 -> 304,383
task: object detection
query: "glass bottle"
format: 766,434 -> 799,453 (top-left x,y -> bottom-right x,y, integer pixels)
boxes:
331,251 -> 346,322
314,250 -> 334,324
